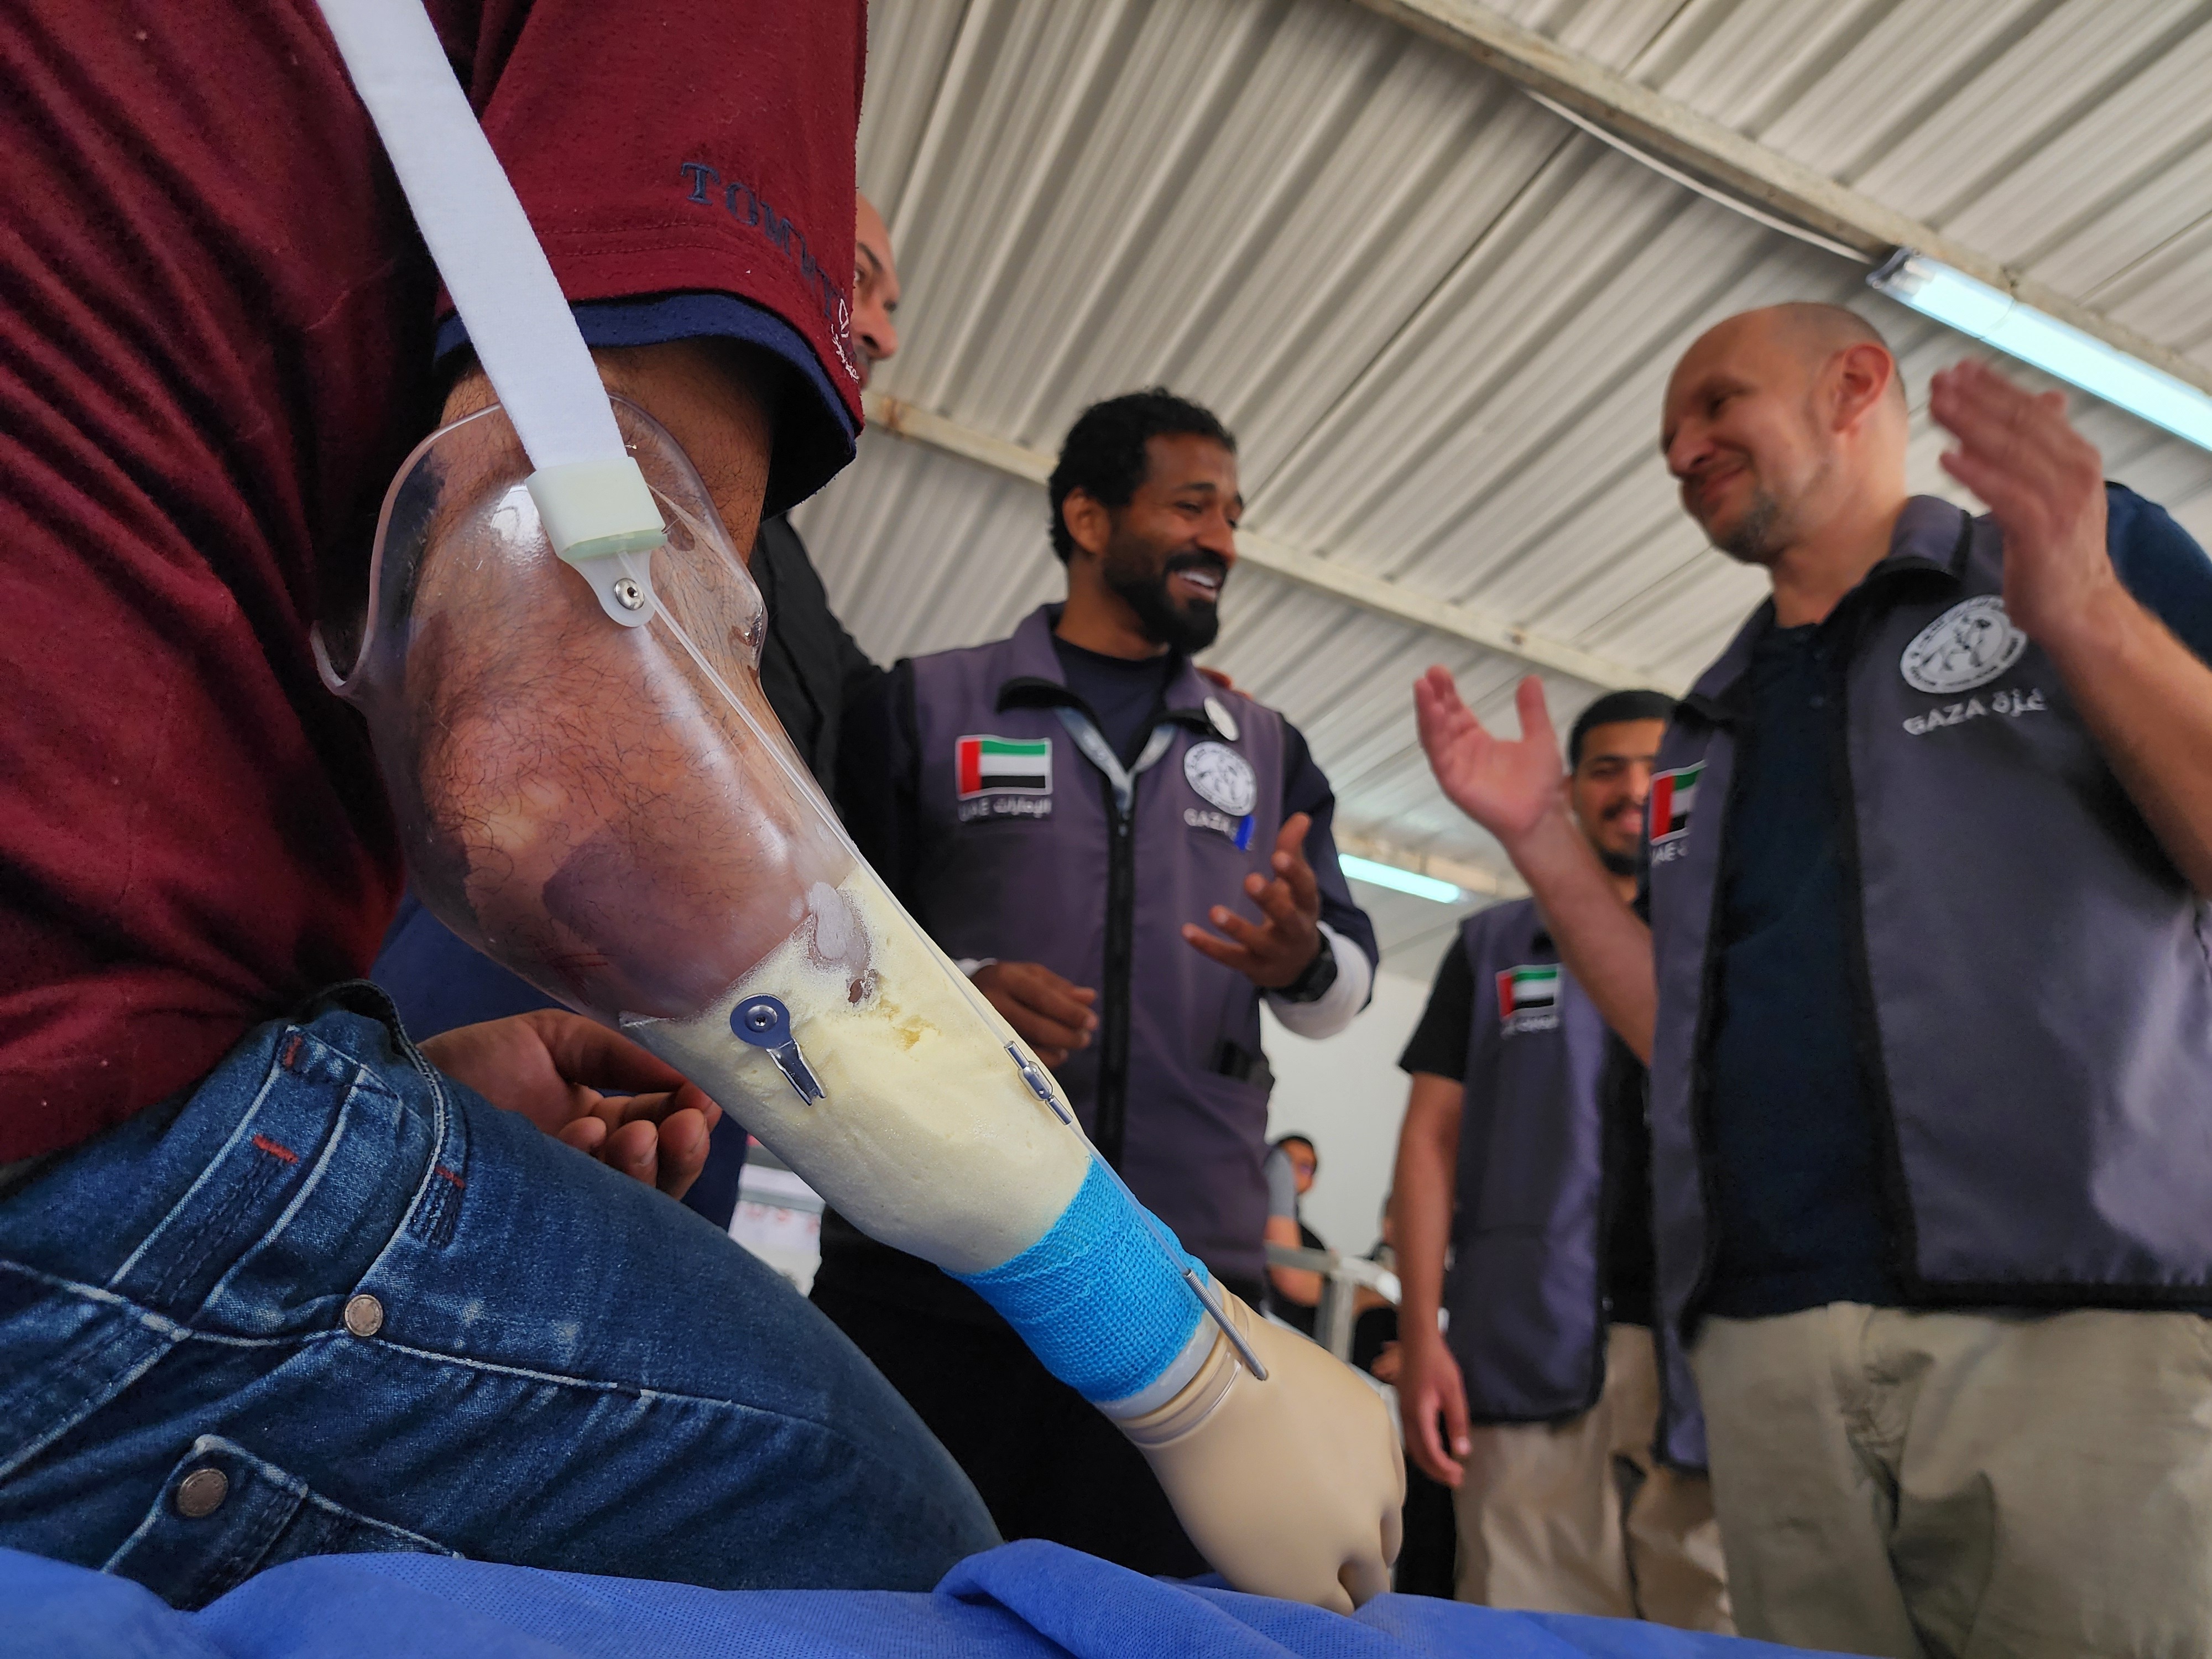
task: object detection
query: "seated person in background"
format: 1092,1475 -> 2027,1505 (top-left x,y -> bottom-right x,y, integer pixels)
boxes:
1262,1131 -> 1326,1334
373,196 -> 904,1229
1392,689 -> 1731,1631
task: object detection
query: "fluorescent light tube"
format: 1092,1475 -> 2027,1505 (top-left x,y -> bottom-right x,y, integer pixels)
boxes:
1869,252 -> 2212,451
1339,854 -> 1463,904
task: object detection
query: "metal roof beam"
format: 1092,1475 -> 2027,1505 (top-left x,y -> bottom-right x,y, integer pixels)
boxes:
862,391 -> 1670,691
1350,0 -> 2212,400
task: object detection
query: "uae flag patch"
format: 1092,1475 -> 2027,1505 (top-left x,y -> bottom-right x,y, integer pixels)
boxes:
1649,760 -> 1703,845
956,735 -> 1052,799
1496,964 -> 1559,1020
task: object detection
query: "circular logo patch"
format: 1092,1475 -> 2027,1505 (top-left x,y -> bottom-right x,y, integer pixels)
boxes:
1204,695 -> 1240,742
1184,742 -> 1257,817
1900,596 -> 2027,694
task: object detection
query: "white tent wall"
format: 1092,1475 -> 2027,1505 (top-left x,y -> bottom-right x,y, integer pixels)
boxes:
1261,967 -> 1436,1262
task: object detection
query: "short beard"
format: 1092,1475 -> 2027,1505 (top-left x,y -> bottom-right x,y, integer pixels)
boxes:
1717,484 -> 1786,566
1714,413 -> 1830,567
1103,544 -> 1222,654
1597,846 -> 1640,877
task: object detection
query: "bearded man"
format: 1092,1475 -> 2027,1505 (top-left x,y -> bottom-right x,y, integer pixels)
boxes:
815,388 -> 1379,1575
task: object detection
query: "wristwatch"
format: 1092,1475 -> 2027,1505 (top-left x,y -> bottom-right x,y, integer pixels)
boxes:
1277,933 -> 1338,1004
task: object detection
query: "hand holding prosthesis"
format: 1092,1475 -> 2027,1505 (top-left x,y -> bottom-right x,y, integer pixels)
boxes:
317,402 -> 1402,1606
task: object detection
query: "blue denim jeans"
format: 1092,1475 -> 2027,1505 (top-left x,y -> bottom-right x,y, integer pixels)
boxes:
0,985 -> 998,1608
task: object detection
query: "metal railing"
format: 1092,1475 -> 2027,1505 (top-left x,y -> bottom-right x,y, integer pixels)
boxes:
1264,1244 -> 1400,1361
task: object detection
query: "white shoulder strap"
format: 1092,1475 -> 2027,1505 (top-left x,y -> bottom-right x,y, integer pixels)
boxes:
316,0 -> 662,625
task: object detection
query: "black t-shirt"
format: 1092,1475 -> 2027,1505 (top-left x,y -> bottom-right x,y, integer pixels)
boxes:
1397,933 -> 1656,1327
1048,637 -> 1180,766
1396,942 -> 1475,1079
1700,622 -> 1900,1318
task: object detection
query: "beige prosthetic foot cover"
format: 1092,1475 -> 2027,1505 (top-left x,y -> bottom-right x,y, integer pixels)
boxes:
1119,1293 -> 1404,1611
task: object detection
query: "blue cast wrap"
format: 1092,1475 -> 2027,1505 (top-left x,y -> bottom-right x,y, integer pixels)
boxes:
952,1159 -> 1207,1404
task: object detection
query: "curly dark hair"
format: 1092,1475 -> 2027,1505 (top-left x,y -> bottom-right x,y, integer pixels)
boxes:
1047,388 -> 1237,563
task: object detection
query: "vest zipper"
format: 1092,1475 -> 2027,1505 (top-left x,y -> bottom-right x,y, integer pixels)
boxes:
1051,707 -> 1175,1171
1097,774 -> 1136,1167
1682,713 -> 1746,1334
1824,603 -> 1923,1298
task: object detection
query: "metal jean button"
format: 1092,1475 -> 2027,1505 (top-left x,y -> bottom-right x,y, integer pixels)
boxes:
343,1293 -> 385,1337
175,1467 -> 229,1519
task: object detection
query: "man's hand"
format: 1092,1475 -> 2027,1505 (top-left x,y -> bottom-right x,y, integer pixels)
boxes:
1929,358 -> 2118,647
1369,1339 -> 1402,1385
1416,670 -> 1659,1055
1182,812 -> 1323,989
1415,669 -> 1569,853
1929,357 -> 2212,899
1396,1331 -> 1472,1487
420,1010 -> 721,1200
971,961 -> 1098,1068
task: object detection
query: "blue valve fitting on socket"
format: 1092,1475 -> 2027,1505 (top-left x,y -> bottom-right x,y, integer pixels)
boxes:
731,995 -> 826,1105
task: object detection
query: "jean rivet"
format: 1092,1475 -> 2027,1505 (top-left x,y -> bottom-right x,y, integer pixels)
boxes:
175,1467 -> 229,1519
343,1293 -> 385,1338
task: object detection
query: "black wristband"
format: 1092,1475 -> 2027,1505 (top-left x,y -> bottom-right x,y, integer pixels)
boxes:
1278,933 -> 1338,1004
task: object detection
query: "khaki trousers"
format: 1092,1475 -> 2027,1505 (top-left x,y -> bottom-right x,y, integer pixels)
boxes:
1452,1324 -> 1733,1630
1693,1303 -> 2212,1658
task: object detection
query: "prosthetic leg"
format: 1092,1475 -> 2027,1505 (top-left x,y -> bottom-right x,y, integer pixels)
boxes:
318,400 -> 1400,1606
314,0 -> 1400,1609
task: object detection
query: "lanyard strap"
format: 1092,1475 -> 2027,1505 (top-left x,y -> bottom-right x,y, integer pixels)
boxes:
1055,709 -> 1177,816
316,0 -> 663,625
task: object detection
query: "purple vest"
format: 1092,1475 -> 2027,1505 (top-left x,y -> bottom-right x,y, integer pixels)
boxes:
1647,496 -> 2212,1460
1446,900 -> 1609,1418
907,607 -> 1287,1281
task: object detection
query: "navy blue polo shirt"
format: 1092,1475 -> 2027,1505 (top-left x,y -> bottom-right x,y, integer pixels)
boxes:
1703,484 -> 2212,1319
436,295 -> 855,517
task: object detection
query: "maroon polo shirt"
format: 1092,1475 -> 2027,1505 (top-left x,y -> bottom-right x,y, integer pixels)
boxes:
0,0 -> 864,1157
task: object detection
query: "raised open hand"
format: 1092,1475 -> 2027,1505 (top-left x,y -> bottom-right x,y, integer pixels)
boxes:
1929,358 -> 2115,645
1182,813 -> 1324,990
1413,669 -> 1567,851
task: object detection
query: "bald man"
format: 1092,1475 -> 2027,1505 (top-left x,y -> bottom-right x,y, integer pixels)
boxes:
1416,304 -> 2212,1657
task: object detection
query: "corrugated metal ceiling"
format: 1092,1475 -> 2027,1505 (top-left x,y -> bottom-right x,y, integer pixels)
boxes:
799,0 -> 2212,976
